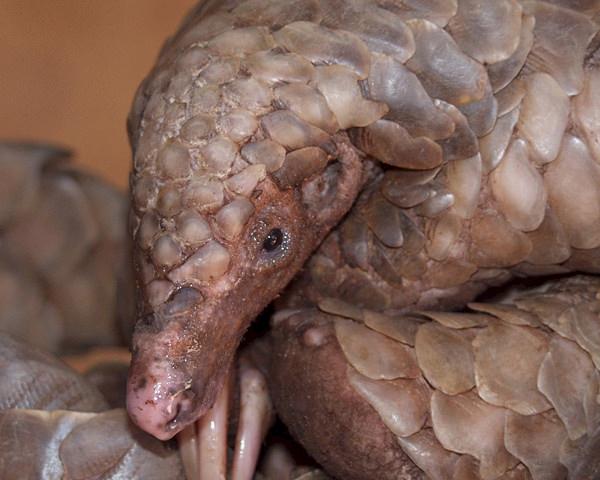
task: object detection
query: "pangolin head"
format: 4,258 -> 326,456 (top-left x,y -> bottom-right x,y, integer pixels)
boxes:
124,14 -> 374,439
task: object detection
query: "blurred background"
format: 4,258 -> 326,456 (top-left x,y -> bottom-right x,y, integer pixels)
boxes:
1,0 -> 197,189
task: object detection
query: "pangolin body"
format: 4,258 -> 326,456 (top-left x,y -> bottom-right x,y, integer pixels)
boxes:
126,0 -> 600,477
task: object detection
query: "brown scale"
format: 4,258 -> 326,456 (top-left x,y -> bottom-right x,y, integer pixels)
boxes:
126,0 -> 600,478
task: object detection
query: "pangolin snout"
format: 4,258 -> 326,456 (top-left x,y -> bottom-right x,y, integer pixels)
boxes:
126,357 -> 199,440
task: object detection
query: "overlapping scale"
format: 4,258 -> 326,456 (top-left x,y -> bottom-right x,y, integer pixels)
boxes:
273,21 -> 371,79
431,390 -> 517,480
376,0 -> 458,27
491,139 -> 547,232
468,212 -> 532,268
523,1 -> 598,95
367,54 -> 455,140
396,429 -> 459,480
350,120 -> 443,169
334,318 -> 420,380
544,135 -> 600,249
320,0 -> 416,63
473,323 -> 551,415
347,367 -> 430,437
315,65 -> 388,128
274,84 -> 339,134
487,15 -> 535,93
447,0 -> 522,64
504,411 -> 568,480
405,19 -> 488,106
537,336 -> 596,440
415,322 -> 475,395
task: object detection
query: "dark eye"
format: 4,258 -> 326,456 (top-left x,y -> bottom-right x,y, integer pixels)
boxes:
263,228 -> 284,252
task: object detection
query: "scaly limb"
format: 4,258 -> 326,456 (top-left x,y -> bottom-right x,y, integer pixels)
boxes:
269,276 -> 600,479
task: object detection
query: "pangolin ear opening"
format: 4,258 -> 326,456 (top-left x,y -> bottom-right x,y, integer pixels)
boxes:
301,136 -> 365,235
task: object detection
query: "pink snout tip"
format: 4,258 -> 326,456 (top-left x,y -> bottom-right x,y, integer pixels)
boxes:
126,373 -> 196,441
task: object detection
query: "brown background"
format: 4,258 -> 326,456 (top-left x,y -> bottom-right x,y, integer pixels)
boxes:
1,0 -> 197,189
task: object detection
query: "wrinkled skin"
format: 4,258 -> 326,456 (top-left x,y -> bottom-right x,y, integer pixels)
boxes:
127,0 -> 600,477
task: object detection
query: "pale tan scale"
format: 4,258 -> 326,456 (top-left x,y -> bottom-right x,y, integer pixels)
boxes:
230,0 -> 323,28
517,73 -> 569,165
152,235 -> 183,269
274,83 -> 339,134
544,135 -> 600,249
182,180 -> 224,213
504,411 -> 568,480
215,198 -> 255,241
396,428 -> 460,480
314,65 -> 388,129
197,57 -> 241,86
495,78 -> 526,116
224,165 -> 266,198
273,147 -> 328,188
174,46 -> 210,75
415,322 -> 475,395
467,303 -> 542,328
362,311 -> 422,346
425,211 -> 463,262
207,26 -> 275,56
537,336 -> 596,440
523,1 -> 597,95
189,85 -> 221,116
525,208 -> 571,266
573,68 -> 600,164
244,50 -> 316,85
583,370 -> 600,435
351,120 -> 443,170
261,110 -> 330,150
446,154 -> 481,219
317,297 -> 364,322
334,318 -> 420,380
273,21 -> 372,79
176,211 -> 212,247
377,0 -> 458,28
570,303 -> 600,369
434,100 -> 479,163
468,212 -> 532,268
200,136 -> 238,176
480,108 -> 520,174
487,15 -> 535,93
405,19 -> 488,106
223,77 -> 274,114
180,115 -> 215,144
367,54 -> 455,140
347,367 -> 430,437
415,187 -> 454,218
431,390 -> 517,480
240,140 -> 286,173
217,109 -> 258,143
491,139 -> 547,232
157,143 -> 192,180
320,0 -> 416,64
416,311 -> 491,329
168,240 -> 231,285
456,81 -> 498,138
156,185 -> 183,218
473,323 -> 551,415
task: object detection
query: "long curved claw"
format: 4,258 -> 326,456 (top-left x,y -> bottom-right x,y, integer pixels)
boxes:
231,357 -> 274,480
177,360 -> 273,480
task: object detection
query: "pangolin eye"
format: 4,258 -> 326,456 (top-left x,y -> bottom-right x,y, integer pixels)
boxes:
262,228 -> 284,252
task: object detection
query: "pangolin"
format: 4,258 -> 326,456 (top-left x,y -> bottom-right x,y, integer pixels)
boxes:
125,0 -> 600,478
